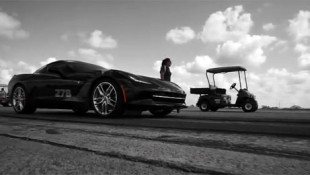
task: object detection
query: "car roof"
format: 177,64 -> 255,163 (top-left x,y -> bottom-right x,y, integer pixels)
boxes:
207,66 -> 247,74
48,60 -> 77,65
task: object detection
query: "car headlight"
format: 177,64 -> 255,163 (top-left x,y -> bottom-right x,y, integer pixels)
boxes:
129,76 -> 152,84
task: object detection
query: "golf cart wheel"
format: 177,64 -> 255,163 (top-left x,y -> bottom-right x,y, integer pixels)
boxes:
91,79 -> 124,117
242,99 -> 257,112
199,101 -> 210,111
149,108 -> 173,117
12,85 -> 36,114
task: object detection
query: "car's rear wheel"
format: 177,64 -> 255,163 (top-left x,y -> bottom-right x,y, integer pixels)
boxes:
12,85 -> 36,114
149,108 -> 173,117
199,101 -> 210,111
91,79 -> 124,117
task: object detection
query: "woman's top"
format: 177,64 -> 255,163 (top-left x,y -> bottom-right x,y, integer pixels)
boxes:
160,65 -> 171,81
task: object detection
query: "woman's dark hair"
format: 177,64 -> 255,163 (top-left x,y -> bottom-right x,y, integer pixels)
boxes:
161,58 -> 171,66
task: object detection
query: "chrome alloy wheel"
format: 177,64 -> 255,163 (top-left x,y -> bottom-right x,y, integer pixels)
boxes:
93,82 -> 117,116
12,86 -> 26,112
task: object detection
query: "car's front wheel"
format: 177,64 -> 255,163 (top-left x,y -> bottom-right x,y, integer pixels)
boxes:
91,79 -> 124,117
12,85 -> 36,114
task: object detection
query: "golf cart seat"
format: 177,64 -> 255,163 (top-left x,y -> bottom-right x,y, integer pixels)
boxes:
215,88 -> 226,94
210,86 -> 226,94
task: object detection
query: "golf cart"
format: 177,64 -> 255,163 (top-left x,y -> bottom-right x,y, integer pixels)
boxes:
190,66 -> 258,112
0,84 -> 11,107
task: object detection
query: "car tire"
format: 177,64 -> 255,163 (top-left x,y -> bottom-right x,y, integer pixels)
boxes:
242,99 -> 258,112
149,108 -> 173,117
12,85 -> 36,114
199,101 -> 210,111
91,79 -> 124,117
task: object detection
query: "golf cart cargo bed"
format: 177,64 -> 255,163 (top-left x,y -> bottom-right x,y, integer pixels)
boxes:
190,88 -> 226,95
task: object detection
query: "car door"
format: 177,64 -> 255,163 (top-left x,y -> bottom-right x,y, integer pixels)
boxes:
32,63 -> 83,107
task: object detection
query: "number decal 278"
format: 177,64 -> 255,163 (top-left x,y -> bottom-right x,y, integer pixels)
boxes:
55,89 -> 71,97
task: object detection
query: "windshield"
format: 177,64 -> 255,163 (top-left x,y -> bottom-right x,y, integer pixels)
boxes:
69,62 -> 106,73
207,71 -> 248,89
34,64 -> 47,73
34,61 -> 107,74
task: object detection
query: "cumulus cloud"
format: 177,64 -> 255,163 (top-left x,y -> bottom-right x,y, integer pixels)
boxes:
263,23 -> 275,31
152,60 -> 162,73
0,67 -> 12,84
294,44 -> 310,67
177,56 -> 217,74
197,5 -> 277,67
0,58 -> 36,84
200,5 -> 253,43
297,52 -> 310,68
76,48 -> 114,68
165,5 -> 277,68
60,34 -> 69,41
40,57 -> 57,66
166,27 -> 195,44
0,10 -> 29,39
251,68 -> 310,108
216,35 -> 277,66
289,11 -> 310,68
87,30 -> 118,49
61,30 -> 116,68
288,10 -> 310,42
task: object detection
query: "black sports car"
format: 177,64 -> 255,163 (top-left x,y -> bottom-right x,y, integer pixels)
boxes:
8,60 -> 186,117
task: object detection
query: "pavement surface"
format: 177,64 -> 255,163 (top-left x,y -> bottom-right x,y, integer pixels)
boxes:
1,107 -> 310,175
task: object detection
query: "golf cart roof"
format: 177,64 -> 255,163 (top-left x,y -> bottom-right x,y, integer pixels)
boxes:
207,66 -> 246,74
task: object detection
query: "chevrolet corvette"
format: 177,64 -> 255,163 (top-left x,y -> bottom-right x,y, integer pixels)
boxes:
8,60 -> 186,117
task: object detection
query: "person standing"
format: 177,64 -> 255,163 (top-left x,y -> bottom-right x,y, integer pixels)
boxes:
0,88 -> 6,96
160,58 -> 172,81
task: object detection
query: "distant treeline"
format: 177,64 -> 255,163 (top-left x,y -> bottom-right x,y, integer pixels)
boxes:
261,105 -> 310,111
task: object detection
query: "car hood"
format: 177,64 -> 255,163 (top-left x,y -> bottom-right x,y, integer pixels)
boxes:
112,70 -> 185,94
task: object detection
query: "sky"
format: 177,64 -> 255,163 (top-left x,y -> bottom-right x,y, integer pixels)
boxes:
0,0 -> 310,108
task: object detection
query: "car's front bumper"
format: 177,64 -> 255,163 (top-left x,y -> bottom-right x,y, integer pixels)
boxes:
126,98 -> 187,110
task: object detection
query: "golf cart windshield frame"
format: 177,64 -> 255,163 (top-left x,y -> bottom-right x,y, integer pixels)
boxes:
206,66 -> 248,90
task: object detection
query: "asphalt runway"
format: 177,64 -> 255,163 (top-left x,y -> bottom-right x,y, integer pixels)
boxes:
1,106 -> 310,174
1,106 -> 310,137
